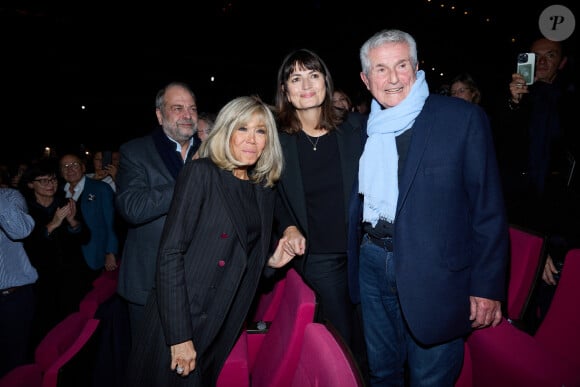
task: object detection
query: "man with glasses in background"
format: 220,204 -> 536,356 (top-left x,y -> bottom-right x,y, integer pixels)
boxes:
60,153 -> 119,279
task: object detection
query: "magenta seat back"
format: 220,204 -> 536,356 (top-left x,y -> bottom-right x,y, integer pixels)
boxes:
467,250 -> 580,386
0,312 -> 99,387
35,312 -> 90,371
79,279 -> 118,317
251,268 -> 317,387
252,275 -> 287,322
506,226 -> 546,321
454,342 -> 472,387
43,317 -> 100,387
0,364 -> 42,387
534,248 -> 580,367
291,323 -> 363,387
91,274 -> 117,290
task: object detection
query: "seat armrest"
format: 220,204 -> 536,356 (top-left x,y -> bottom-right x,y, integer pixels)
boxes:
246,320 -> 271,334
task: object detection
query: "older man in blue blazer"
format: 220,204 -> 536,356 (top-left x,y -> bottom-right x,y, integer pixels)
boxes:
349,29 -> 509,386
60,153 -> 119,276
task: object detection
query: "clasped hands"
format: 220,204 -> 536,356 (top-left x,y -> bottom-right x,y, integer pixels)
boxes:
268,226 -> 306,268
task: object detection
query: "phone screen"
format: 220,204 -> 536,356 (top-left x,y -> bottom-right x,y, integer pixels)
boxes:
101,151 -> 112,168
517,53 -> 536,85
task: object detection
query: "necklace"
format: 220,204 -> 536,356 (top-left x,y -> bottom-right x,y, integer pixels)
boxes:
304,133 -> 320,151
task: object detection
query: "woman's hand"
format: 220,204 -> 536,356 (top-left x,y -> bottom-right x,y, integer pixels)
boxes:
268,236 -> 298,268
171,340 -> 196,377
48,199 -> 75,232
64,199 -> 80,228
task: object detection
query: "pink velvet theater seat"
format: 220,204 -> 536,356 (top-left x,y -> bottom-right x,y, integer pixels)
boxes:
291,322 -> 364,387
252,274 -> 287,322
0,311 -> 100,387
79,275 -> 119,318
506,225 -> 547,323
454,342 -> 473,387
218,268 -> 317,387
466,248 -> 580,387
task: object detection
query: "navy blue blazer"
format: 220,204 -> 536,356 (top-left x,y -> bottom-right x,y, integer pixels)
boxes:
348,95 -> 509,345
79,177 -> 118,270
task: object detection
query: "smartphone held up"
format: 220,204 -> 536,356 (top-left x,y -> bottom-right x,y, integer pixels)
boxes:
516,53 -> 536,85
101,150 -> 113,168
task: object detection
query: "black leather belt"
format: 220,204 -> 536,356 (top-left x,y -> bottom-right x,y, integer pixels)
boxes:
368,234 -> 394,252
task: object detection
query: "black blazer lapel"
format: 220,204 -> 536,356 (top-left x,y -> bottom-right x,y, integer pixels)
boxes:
279,134 -> 309,233
255,184 -> 274,263
217,169 -> 248,253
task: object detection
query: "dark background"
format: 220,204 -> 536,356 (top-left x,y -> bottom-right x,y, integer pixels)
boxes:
1,1 -> 578,162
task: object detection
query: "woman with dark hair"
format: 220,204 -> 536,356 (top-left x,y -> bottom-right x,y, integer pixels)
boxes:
273,48 -> 367,374
19,158 -> 91,348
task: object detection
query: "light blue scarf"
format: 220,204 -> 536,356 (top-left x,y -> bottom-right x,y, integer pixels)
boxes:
359,70 -> 429,226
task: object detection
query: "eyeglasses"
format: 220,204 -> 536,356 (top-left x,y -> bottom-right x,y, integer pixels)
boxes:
450,87 -> 471,96
61,162 -> 81,171
34,177 -> 58,186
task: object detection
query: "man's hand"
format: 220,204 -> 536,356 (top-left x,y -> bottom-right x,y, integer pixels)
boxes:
281,226 -> 306,256
469,296 -> 502,329
104,253 -> 117,271
509,73 -> 529,104
542,255 -> 559,286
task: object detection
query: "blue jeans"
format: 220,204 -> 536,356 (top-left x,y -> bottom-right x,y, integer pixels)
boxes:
359,234 -> 463,387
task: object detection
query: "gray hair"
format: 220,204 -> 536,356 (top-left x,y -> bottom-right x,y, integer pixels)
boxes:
360,29 -> 418,76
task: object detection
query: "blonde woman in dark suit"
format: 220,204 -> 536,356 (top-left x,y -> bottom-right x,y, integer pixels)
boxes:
126,95 -> 299,387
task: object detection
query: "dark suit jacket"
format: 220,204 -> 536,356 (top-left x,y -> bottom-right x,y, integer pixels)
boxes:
348,95 -> 509,345
276,116 -> 366,274
115,134 -> 178,306
79,177 -> 118,270
126,158 -> 277,386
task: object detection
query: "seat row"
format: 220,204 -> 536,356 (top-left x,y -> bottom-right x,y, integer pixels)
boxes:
0,268 -> 120,387
455,229 -> 580,386
218,267 -> 365,387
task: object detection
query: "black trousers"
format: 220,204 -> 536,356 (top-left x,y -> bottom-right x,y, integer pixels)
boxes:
298,253 -> 355,348
0,284 -> 36,377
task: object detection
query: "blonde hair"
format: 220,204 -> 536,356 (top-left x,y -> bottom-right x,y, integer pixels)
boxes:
198,95 -> 283,187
